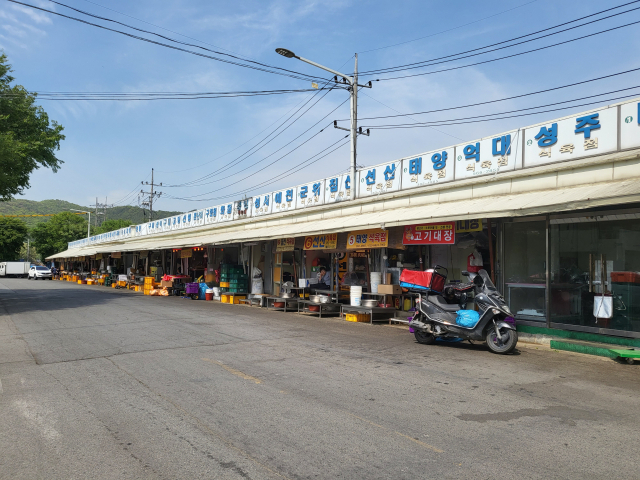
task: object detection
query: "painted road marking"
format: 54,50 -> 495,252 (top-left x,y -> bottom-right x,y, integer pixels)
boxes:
202,358 -> 262,384
345,412 -> 444,453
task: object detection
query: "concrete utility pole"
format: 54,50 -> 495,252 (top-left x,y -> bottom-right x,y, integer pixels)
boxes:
70,209 -> 91,238
275,49 -> 371,200
140,168 -> 162,222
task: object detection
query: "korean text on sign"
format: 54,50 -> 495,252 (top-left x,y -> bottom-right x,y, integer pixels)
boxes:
403,223 -> 455,245
346,229 -> 388,249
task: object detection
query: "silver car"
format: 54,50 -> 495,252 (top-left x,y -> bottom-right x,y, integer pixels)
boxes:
28,265 -> 52,280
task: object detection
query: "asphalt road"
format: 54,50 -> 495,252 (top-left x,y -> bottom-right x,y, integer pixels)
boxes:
1,278 -> 638,480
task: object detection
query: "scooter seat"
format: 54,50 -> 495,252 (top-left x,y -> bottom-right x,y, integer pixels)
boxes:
427,295 -> 462,312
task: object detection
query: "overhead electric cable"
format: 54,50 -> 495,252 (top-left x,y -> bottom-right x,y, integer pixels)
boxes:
8,0 -> 326,82
373,18 -> 640,81
364,92 -> 640,130
339,66 -> 640,121
359,0 -> 540,53
360,85 -> 640,128
360,1 -> 640,76
167,83 -> 343,188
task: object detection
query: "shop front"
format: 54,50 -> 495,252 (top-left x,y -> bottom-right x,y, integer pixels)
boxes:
502,206 -> 640,338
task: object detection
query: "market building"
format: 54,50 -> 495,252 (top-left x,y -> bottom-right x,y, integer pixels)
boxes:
48,97 -> 640,339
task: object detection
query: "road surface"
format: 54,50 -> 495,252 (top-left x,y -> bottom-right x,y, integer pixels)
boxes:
1,278 -> 638,479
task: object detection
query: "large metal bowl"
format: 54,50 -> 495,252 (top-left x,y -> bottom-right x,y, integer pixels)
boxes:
361,299 -> 379,308
280,292 -> 295,299
310,294 -> 331,304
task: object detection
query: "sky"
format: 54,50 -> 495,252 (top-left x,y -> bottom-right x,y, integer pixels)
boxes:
1,0 -> 640,213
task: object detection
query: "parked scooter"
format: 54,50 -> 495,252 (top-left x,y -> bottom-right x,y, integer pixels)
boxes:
409,268 -> 518,354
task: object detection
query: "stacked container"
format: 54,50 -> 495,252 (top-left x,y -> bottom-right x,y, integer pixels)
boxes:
219,265 -> 248,294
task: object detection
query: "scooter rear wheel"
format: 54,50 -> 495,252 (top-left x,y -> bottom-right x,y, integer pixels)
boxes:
414,330 -> 436,345
486,328 -> 518,354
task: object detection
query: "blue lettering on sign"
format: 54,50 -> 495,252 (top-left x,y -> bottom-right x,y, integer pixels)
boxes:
409,157 -> 422,175
575,113 -> 600,138
264,195 -> 270,206
187,214 -> 191,222
275,192 -> 282,204
312,182 -> 321,196
464,143 -> 480,162
535,123 -> 558,147
384,164 -> 396,181
300,186 -> 308,199
431,151 -> 447,170
329,178 -> 338,193
492,135 -> 511,156
255,197 -> 260,209
286,189 -> 293,202
182,215 -> 187,223
227,204 -> 232,215
365,170 -> 376,185
345,175 -> 351,189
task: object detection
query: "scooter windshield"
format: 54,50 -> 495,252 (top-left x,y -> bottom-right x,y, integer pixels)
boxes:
479,269 -> 498,293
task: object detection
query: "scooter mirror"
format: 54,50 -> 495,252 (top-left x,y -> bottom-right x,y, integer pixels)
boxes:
473,275 -> 484,287
461,270 -> 470,277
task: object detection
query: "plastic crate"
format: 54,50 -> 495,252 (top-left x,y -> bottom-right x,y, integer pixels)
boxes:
345,313 -> 369,323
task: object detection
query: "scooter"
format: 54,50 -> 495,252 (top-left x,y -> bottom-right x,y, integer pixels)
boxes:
409,269 -> 518,354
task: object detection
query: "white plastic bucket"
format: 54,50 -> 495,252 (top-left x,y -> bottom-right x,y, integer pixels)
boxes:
350,286 -> 362,306
212,287 -> 221,296
370,272 -> 381,294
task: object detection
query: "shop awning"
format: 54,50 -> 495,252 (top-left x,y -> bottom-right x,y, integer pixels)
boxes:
47,175 -> 640,258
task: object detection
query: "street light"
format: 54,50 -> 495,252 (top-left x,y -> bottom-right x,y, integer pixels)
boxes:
70,209 -> 91,238
276,48 -> 369,199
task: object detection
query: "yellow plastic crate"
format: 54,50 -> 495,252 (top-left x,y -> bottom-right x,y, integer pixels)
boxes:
221,294 -> 246,304
144,276 -> 155,285
345,313 -> 369,323
220,282 -> 230,288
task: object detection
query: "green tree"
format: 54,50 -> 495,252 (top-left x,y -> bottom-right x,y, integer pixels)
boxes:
19,241 -> 39,263
0,53 -> 65,201
32,212 -> 88,260
0,217 -> 28,260
94,218 -> 132,235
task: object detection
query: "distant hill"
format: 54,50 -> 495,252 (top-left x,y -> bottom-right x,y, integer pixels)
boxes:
0,199 -> 182,229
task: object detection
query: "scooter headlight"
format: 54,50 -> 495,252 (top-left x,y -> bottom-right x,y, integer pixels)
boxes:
492,308 -> 501,315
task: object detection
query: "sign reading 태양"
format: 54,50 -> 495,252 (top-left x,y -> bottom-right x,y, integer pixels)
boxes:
304,234 -> 338,250
347,229 -> 388,249
276,238 -> 296,251
403,223 -> 455,245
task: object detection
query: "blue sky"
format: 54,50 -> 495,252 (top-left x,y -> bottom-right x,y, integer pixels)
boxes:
2,0 -> 640,212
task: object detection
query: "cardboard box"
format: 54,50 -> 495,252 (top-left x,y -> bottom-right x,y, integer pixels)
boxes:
377,284 -> 402,295
161,280 -> 173,288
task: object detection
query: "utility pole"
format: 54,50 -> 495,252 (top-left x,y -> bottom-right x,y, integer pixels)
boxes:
140,168 -> 162,222
275,49 -> 371,200
89,198 -> 107,227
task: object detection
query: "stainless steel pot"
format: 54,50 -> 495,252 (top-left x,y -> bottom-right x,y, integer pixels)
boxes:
310,294 -> 330,304
361,299 -> 378,307
281,292 -> 295,299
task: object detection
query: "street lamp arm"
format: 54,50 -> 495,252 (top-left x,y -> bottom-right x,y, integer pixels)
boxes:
296,56 -> 353,84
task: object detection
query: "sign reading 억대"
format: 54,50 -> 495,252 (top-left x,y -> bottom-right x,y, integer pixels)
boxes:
403,223 -> 455,245
304,234 -> 338,250
347,229 -> 388,249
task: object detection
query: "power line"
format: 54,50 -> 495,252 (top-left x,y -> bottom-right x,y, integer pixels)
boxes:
358,0 -> 540,53
46,0 -> 325,82
76,0 -> 254,60
373,18 -> 640,82
364,91 -> 640,130
164,136 -> 351,203
339,66 -> 640,121
165,84 -> 342,189
9,0 -> 325,82
2,88 -> 331,101
360,85 -> 640,128
360,1 -> 640,76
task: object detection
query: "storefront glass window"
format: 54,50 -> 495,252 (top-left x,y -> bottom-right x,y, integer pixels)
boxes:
550,219 -> 640,333
504,221 -> 546,321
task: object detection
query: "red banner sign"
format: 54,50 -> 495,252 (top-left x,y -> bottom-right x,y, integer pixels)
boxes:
403,223 -> 455,245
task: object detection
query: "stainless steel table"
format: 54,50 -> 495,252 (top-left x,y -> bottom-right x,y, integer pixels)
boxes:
265,296 -> 300,312
298,300 -> 341,318
341,305 -> 398,324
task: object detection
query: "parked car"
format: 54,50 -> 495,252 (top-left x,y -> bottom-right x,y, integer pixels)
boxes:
28,265 -> 52,280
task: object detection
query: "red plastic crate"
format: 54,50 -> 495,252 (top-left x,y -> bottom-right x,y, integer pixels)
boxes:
611,271 -> 640,283
400,269 -> 446,293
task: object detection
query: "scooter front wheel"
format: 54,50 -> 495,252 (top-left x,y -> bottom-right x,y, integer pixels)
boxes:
486,328 -> 518,354
414,330 -> 436,345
